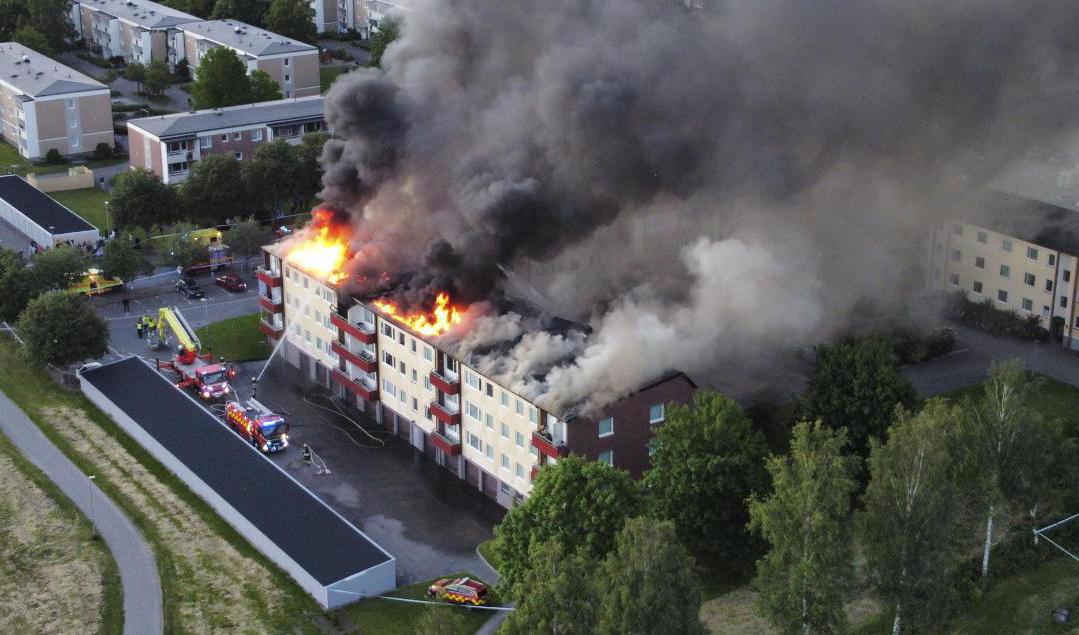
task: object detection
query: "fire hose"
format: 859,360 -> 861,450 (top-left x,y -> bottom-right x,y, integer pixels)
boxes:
302,393 -> 388,449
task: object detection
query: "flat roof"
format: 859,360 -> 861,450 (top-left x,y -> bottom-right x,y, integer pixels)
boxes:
963,191 -> 1079,257
0,175 -> 97,235
128,96 -> 324,138
80,357 -> 392,585
75,0 -> 200,29
180,20 -> 317,56
0,43 -> 107,97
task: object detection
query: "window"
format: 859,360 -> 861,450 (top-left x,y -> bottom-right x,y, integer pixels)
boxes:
501,423 -> 509,439
382,379 -> 396,398
999,264 -> 1010,278
423,346 -> 433,361
1049,254 -> 1056,267
398,361 -> 405,375
382,323 -> 393,337
977,231 -> 987,243
398,332 -> 405,345
949,273 -> 959,285
411,369 -> 417,383
66,97 -> 76,109
501,454 -> 510,470
1075,315 -> 1079,328
411,339 -> 417,353
485,413 -> 494,429
1044,305 -> 1051,317
200,137 -> 211,149
950,249 -> 961,262
1022,298 -> 1033,311
382,351 -> 394,366
167,161 -> 188,175
316,336 -> 322,350
598,450 -> 613,466
516,463 -> 524,480
501,391 -> 509,407
998,290 -> 1008,302
251,129 -> 262,141
1046,279 -> 1054,292
284,74 -> 291,82
975,256 -> 985,269
1062,296 -> 1069,308
1002,239 -> 1013,252
284,57 -> 290,66
1024,273 -> 1036,286
466,402 -> 482,421
446,358 -> 458,373
515,399 -> 524,415
233,132 -> 241,141
1065,270 -> 1073,282
1027,246 -> 1039,260
515,431 -> 524,448
166,140 -> 188,153
304,330 -> 311,343
234,152 -> 243,160
486,383 -> 494,398
529,408 -> 537,423
598,417 -> 614,437
467,433 -> 482,451
972,280 -> 983,294
952,224 -> 963,236
649,404 -> 665,423
399,389 -> 408,404
485,444 -> 494,460
221,134 -> 228,142
465,371 -> 481,390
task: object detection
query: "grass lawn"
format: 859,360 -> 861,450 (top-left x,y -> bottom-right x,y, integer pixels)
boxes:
942,372 -> 1079,435
951,557 -> 1079,634
49,188 -> 111,232
338,572 -> 499,634
0,142 -> 127,177
196,313 -> 272,361
477,539 -> 500,571
321,65 -> 352,93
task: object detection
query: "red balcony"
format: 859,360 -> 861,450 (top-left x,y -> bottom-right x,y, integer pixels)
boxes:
531,465 -> 541,481
429,401 -> 461,425
332,340 -> 378,372
331,311 -> 376,344
258,295 -> 284,313
531,432 -> 568,459
429,370 -> 460,395
331,369 -> 379,401
255,267 -> 282,288
430,430 -> 462,456
258,318 -> 283,339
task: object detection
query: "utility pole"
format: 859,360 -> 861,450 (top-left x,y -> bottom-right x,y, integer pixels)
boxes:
87,474 -> 97,537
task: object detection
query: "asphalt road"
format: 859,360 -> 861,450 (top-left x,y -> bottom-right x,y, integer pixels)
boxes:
0,389 -> 163,635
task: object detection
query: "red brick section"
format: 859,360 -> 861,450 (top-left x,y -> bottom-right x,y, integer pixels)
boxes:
564,372 -> 697,479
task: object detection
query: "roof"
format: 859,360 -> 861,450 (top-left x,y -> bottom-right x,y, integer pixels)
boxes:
961,192 -> 1079,257
80,357 -> 393,585
127,96 -> 324,138
74,0 -> 200,29
180,20 -> 317,56
0,43 -> 107,97
0,175 -> 97,235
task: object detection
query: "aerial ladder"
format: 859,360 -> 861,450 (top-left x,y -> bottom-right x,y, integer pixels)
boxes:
150,307 -> 236,400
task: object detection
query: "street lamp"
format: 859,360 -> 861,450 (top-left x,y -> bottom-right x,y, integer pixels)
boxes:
103,201 -> 111,237
200,297 -> 208,325
87,474 -> 97,537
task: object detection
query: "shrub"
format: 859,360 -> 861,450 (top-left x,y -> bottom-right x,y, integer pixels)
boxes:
43,149 -> 66,165
93,143 -> 114,160
113,124 -> 129,136
330,47 -> 354,61
108,56 -> 125,67
948,292 -> 1049,341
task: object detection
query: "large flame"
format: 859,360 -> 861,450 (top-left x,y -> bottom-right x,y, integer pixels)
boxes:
374,292 -> 463,336
285,210 -> 348,283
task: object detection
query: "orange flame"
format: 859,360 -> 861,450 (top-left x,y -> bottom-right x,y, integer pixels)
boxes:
374,292 -> 463,336
285,210 -> 348,283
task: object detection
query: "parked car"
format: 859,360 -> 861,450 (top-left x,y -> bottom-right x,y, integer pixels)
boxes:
176,277 -> 205,299
426,577 -> 490,606
275,225 -> 294,238
214,273 -> 247,292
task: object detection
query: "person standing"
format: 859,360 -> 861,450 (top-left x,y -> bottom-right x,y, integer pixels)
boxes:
122,297 -> 131,313
136,319 -> 144,339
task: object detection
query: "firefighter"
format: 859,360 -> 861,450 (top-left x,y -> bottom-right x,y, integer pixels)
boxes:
136,318 -> 144,339
302,444 -> 312,466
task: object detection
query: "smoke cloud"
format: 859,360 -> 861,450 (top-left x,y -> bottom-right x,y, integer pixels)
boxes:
321,0 -> 1079,411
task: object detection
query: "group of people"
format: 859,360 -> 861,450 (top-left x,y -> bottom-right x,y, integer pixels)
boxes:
28,237 -> 105,259
135,314 -> 158,339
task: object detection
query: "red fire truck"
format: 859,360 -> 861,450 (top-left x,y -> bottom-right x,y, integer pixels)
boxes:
225,400 -> 290,453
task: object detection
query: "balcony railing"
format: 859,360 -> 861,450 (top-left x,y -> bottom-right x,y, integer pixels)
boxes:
429,369 -> 460,395
331,368 -> 378,401
330,310 -> 376,344
430,429 -> 462,456
429,401 -> 461,425
332,340 -> 377,372
258,318 -> 283,339
257,294 -> 283,313
255,267 -> 282,288
531,431 -> 567,459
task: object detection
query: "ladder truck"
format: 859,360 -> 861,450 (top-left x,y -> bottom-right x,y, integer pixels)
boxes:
225,399 -> 290,453
151,307 -> 236,401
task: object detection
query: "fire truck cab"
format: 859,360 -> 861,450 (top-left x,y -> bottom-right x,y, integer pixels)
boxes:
152,307 -> 236,400
426,577 -> 490,606
225,400 -> 289,453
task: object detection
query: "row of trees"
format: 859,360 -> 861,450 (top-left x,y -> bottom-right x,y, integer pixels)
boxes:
168,0 -> 316,43
0,0 -> 71,55
110,133 -> 327,231
123,61 -> 174,98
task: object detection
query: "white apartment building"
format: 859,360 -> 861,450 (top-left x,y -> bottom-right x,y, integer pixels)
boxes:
71,0 -> 200,66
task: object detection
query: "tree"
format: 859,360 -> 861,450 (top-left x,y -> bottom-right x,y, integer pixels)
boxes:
165,234 -> 210,272
226,217 -> 267,268
797,337 -> 917,464
111,168 -> 181,230
748,421 -> 859,635
144,61 -> 172,97
101,239 -> 151,285
595,517 -> 706,635
189,47 -> 250,109
31,246 -> 90,291
503,540 -> 598,635
26,0 -> 71,53
17,291 -> 108,367
295,131 -> 328,206
211,0 -> 270,27
265,0 -> 316,44
0,0 -> 30,42
12,25 -> 51,55
414,604 -> 471,635
124,62 -> 147,94
642,391 -> 770,575
859,400 -> 966,635
369,18 -> 399,68
0,248 -> 33,322
492,455 -> 644,600
93,142 -> 114,160
246,69 -> 282,102
180,154 -> 246,227
245,140 -> 298,215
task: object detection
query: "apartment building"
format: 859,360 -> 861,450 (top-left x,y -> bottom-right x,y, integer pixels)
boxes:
363,0 -> 410,34
70,0 -> 200,66
0,43 -> 113,160
258,246 -> 697,508
178,20 -> 320,98
127,96 -> 325,183
313,0 -> 367,34
930,192 -> 1079,350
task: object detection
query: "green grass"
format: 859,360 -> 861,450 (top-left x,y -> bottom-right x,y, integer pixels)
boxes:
0,142 -> 127,176
195,313 -> 272,362
941,373 -> 1079,437
951,558 -> 1079,634
321,65 -> 352,93
338,572 -> 499,634
478,539 -> 500,571
49,188 -> 111,232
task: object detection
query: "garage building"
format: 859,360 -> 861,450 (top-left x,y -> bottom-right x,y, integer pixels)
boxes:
0,174 -> 99,247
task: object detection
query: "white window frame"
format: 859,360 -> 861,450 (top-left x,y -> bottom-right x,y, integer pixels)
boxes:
598,417 -> 614,437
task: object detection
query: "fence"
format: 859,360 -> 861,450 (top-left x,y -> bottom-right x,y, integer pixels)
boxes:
26,166 -> 95,193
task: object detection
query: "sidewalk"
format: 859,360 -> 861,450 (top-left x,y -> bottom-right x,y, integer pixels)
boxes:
0,389 -> 162,635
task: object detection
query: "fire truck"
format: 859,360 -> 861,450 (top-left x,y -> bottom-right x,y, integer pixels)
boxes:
426,577 -> 491,606
151,307 -> 236,400
224,400 -> 289,452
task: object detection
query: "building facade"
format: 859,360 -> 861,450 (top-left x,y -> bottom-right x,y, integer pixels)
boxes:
178,20 -> 320,98
70,0 -> 200,66
127,96 -> 326,183
313,0 -> 367,34
0,43 -> 113,160
258,247 -> 697,508
930,194 -> 1079,350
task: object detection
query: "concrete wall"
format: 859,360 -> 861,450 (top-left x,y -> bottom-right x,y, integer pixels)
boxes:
26,166 -> 95,192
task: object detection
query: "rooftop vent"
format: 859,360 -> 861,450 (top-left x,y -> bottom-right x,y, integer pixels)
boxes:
234,26 -> 241,33
21,55 -> 30,63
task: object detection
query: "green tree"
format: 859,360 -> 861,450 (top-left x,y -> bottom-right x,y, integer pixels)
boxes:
16,291 -> 108,367
189,47 -> 250,109
26,0 -> 71,53
503,539 -> 598,635
643,391 -> 770,576
493,455 -> 644,600
144,61 -> 172,97
12,25 -> 51,55
124,62 -> 147,94
748,421 -> 859,635
797,337 -> 917,463
101,239 -> 152,286
413,604 -> 471,635
165,234 -> 210,271
295,131 -> 328,206
31,246 -> 90,291
265,0 -> 316,43
246,69 -> 282,102
369,17 -> 399,68
211,0 -> 270,26
111,168 -> 180,230
859,400 -> 966,635
180,154 -> 246,227
0,0 -> 30,42
245,139 -> 298,215
596,517 -> 706,635
0,248 -> 34,322
226,216 -> 267,268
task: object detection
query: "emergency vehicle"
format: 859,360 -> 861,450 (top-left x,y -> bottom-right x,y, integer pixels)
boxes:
225,400 -> 290,453
426,577 -> 490,606
151,306 -> 236,400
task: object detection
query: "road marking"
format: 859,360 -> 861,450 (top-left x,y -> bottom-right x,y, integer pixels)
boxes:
104,296 -> 257,321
